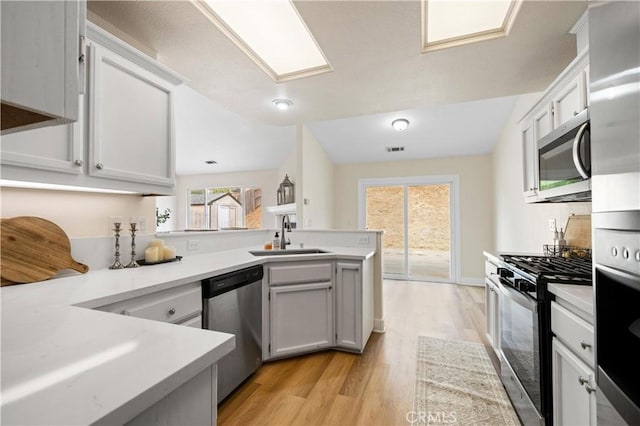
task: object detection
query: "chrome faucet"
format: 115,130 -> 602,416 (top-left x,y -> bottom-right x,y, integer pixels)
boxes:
281,214 -> 291,249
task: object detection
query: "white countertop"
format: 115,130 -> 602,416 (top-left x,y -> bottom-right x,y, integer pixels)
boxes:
548,283 -> 594,316
1,245 -> 374,425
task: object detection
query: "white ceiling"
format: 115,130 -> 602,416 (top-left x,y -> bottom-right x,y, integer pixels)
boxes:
308,95 -> 519,164
87,0 -> 588,172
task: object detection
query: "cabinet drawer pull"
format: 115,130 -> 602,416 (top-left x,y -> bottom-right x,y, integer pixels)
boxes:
574,110 -> 579,116
585,384 -> 596,394
579,376 -> 589,386
168,308 -> 176,316
581,341 -> 592,350
96,162 -> 104,170
74,160 -> 83,167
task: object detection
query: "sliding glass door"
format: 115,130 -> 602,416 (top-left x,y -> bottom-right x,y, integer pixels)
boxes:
359,176 -> 458,283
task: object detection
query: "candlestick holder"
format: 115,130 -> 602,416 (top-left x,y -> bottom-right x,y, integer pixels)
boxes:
125,223 -> 140,268
109,223 -> 125,270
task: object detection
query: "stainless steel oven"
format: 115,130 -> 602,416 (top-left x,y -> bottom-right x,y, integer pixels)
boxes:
500,281 -> 544,425
593,212 -> 640,425
537,109 -> 591,202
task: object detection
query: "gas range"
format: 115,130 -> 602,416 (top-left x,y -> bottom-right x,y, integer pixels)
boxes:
499,254 -> 592,300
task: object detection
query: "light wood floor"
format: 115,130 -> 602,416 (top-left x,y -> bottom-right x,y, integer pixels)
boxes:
218,280 -> 495,426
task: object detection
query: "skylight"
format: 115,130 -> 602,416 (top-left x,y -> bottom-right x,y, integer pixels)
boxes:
422,0 -> 522,53
193,0 -> 332,82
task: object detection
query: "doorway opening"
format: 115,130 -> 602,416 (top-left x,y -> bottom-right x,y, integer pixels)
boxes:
358,176 -> 460,283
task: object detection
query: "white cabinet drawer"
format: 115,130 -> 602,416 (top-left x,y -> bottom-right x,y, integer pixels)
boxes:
98,282 -> 201,324
269,262 -> 332,285
551,301 -> 594,367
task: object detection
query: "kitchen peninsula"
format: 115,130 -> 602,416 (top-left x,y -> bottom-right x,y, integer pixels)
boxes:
0,245 -> 374,425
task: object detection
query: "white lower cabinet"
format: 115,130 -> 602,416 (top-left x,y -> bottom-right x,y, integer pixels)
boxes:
126,365 -> 216,426
96,282 -> 212,425
552,338 -> 597,426
269,281 -> 334,358
264,257 -> 373,360
551,298 -> 597,426
95,282 -> 202,326
483,256 -> 501,358
484,278 -> 500,355
335,259 -> 373,352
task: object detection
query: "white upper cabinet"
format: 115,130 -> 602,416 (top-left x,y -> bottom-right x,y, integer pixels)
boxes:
1,22 -> 183,195
0,105 -> 84,175
533,105 -> 553,141
521,120 -> 538,198
87,37 -> 175,187
553,70 -> 587,128
519,50 -> 589,202
1,1 -> 84,133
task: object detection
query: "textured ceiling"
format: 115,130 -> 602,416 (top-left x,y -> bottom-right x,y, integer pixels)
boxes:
86,0 -> 587,171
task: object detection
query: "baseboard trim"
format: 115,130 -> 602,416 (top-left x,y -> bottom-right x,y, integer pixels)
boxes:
458,277 -> 484,287
373,318 -> 385,333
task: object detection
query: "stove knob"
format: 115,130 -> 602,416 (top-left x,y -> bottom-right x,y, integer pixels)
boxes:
612,247 -> 618,257
622,248 -> 629,260
636,250 -> 640,263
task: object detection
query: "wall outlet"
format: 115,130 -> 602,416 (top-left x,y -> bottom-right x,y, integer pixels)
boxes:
357,235 -> 370,245
548,219 -> 556,232
188,240 -> 199,251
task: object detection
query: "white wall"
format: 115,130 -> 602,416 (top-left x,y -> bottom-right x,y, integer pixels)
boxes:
0,187 -> 156,238
176,170 -> 279,230
491,93 -> 591,252
333,155 -> 493,281
301,125 -> 335,229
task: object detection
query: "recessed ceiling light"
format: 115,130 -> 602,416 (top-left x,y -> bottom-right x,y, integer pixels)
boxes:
205,160 -> 218,164
391,118 -> 410,132
422,0 -> 522,53
192,0 -> 332,82
273,99 -> 293,110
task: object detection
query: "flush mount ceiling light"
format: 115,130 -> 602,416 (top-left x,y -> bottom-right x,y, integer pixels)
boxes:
391,118 -> 410,132
192,0 -> 332,83
272,99 -> 293,110
421,0 -> 522,53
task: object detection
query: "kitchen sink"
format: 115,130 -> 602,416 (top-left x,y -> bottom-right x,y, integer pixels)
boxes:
249,248 -> 331,256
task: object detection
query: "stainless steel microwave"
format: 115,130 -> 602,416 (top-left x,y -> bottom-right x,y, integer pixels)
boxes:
537,109 -> 591,202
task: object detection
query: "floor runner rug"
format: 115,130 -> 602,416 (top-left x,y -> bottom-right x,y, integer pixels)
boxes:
412,336 -> 520,425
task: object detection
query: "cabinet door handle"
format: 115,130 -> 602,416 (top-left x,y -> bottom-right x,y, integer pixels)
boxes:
579,376 -> 589,386
584,384 -> 596,394
581,341 -> 592,350
96,163 -> 104,170
574,110 -> 579,116
168,308 -> 176,316
74,160 -> 83,167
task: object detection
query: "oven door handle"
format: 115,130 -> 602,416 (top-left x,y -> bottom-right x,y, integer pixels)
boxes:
572,122 -> 590,179
500,280 -> 538,313
597,264 -> 640,292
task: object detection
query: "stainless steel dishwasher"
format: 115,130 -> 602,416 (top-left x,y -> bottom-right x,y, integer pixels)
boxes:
202,265 -> 263,403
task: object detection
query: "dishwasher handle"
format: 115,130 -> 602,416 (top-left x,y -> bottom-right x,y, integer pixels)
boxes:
202,265 -> 264,298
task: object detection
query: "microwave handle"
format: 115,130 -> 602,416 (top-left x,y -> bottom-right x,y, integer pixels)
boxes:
572,122 -> 590,179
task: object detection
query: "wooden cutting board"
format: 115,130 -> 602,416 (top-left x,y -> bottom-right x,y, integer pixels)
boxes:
563,214 -> 592,248
1,216 -> 89,285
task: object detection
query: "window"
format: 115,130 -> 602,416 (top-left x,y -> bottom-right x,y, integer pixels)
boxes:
188,187 -> 262,230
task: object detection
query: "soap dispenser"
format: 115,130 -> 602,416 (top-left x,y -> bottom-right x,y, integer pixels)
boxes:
273,232 -> 281,250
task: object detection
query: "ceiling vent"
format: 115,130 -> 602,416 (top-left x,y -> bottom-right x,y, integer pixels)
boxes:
386,146 -> 405,153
